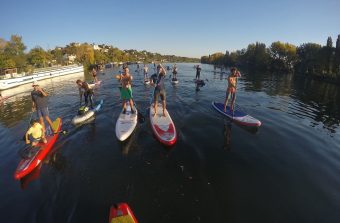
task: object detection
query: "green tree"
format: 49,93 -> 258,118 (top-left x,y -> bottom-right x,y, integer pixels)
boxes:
243,42 -> 270,70
3,35 -> 27,72
27,46 -> 51,68
296,43 -> 322,74
269,41 -> 297,71
76,44 -> 94,65
326,36 -> 333,48
51,48 -> 64,65
335,35 -> 340,74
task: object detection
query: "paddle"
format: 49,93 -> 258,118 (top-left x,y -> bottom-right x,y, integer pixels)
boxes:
22,112 -> 34,141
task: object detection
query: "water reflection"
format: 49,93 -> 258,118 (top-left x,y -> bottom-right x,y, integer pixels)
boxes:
223,120 -> 232,151
242,71 -> 340,133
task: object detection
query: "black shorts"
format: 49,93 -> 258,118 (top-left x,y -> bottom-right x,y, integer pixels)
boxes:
154,89 -> 166,101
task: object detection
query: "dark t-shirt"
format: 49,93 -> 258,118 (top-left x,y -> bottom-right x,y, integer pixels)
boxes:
31,90 -> 48,109
151,73 -> 166,91
196,67 -> 201,75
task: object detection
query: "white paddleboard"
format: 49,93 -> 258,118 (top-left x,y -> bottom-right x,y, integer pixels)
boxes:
115,102 -> 138,141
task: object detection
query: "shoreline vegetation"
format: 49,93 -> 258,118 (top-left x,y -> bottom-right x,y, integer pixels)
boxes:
201,35 -> 340,85
0,35 -> 199,75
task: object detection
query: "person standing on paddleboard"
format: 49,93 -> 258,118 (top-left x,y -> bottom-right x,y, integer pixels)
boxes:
172,64 -> 178,80
143,64 -> 149,80
76,80 -> 94,109
31,81 -> 55,134
115,66 -> 136,114
196,65 -> 201,80
92,67 -> 99,83
223,67 -> 241,112
150,64 -> 167,117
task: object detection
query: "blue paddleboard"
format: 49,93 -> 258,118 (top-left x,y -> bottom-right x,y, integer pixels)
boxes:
212,101 -> 261,127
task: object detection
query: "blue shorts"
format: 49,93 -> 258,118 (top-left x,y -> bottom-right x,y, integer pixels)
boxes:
29,135 -> 42,143
37,107 -> 49,118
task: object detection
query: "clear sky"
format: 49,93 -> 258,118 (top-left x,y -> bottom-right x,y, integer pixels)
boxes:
0,0 -> 339,58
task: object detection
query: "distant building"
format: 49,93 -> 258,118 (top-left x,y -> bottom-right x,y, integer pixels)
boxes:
63,54 -> 77,64
92,44 -> 101,51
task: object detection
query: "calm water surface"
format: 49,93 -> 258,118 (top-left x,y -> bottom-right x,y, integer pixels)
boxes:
0,63 -> 339,223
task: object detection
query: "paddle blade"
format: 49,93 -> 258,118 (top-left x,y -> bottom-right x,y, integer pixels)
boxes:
137,111 -> 145,123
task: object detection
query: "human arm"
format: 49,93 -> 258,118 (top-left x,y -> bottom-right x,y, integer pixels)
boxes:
37,87 -> 49,96
159,64 -> 166,75
25,131 -> 30,144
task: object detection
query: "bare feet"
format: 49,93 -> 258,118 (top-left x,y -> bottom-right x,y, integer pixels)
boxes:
163,113 -> 166,117
153,112 -> 157,117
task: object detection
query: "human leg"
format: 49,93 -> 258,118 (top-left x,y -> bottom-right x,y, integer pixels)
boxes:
224,91 -> 231,112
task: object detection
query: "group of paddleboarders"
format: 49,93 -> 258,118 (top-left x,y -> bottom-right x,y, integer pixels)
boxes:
24,64 -> 241,147
115,64 -> 168,117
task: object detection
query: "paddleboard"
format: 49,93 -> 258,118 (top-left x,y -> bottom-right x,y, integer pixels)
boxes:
150,103 -> 177,146
72,99 -> 103,125
115,102 -> 138,141
171,78 -> 179,84
14,118 -> 62,180
212,101 -> 261,127
143,78 -> 150,85
109,203 -> 138,223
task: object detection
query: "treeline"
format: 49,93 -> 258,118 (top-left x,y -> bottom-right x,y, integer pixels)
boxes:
201,35 -> 340,83
0,35 -> 199,73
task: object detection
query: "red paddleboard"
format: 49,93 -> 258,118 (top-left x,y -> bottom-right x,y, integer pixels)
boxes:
149,103 -> 177,146
14,118 -> 62,180
109,203 -> 138,223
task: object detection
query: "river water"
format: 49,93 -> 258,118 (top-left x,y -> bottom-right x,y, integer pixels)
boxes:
0,63 -> 339,223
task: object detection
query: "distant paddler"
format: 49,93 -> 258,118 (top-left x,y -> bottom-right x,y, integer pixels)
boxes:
172,64 -> 178,80
76,80 -> 94,109
92,67 -> 99,83
114,66 -> 136,114
143,64 -> 149,80
196,65 -> 201,80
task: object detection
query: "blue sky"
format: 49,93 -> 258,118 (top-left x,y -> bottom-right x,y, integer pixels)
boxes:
0,0 -> 339,58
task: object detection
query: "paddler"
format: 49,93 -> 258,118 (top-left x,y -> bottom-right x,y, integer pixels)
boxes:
115,66 -> 136,114
143,64 -> 149,81
172,64 -> 178,80
223,67 -> 241,112
76,79 -> 94,109
150,64 -> 167,117
92,67 -> 99,83
195,65 -> 201,80
31,81 -> 55,134
25,119 -> 47,146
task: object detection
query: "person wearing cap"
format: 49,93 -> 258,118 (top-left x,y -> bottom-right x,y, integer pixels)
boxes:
223,67 -> 241,112
76,79 -> 94,109
31,81 -> 54,134
115,66 -> 136,114
150,64 -> 167,117
196,65 -> 201,80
